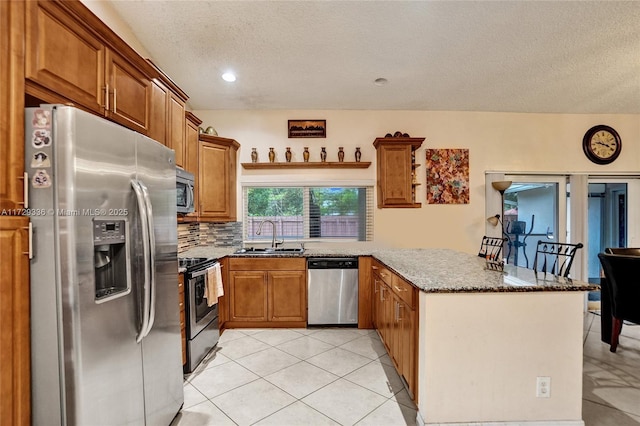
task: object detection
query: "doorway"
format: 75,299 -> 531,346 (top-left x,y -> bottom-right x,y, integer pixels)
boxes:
588,182 -> 626,283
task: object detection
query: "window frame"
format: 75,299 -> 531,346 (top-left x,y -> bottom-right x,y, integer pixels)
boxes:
241,180 -> 374,244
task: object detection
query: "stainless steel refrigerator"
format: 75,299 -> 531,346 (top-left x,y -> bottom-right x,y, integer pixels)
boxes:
26,105 -> 183,425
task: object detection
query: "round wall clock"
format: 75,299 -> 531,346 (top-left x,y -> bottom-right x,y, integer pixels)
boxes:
582,125 -> 622,165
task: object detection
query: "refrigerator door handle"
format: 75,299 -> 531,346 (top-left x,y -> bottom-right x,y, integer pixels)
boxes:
139,180 -> 157,337
131,179 -> 151,343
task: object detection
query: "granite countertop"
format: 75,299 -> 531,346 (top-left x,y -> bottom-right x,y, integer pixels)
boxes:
179,246 -> 598,294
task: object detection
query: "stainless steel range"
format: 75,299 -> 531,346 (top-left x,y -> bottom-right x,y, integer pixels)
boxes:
179,257 -> 220,373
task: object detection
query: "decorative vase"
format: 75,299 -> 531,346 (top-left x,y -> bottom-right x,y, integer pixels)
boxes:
205,126 -> 218,136
320,147 -> 327,162
251,148 -> 258,163
338,147 -> 344,162
303,147 -> 310,162
285,147 -> 292,162
268,147 -> 275,163
355,147 -> 362,162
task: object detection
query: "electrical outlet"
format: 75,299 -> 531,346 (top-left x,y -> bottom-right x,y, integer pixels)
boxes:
536,376 -> 551,398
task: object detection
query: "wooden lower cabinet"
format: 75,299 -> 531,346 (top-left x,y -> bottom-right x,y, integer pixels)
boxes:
229,271 -> 268,322
0,217 -> 31,426
227,258 -> 306,327
268,271 -> 306,322
372,260 -> 418,401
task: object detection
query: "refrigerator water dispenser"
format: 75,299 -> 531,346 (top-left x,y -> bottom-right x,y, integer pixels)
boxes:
93,219 -> 130,302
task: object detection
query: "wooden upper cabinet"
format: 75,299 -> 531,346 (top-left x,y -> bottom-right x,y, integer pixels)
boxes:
25,0 -> 156,135
25,0 -> 105,113
185,112 -> 202,219
1,0 -> 25,211
198,135 -> 239,222
373,136 -> 424,208
168,93 -> 186,168
147,60 -> 189,165
148,80 -> 169,145
105,49 -> 150,134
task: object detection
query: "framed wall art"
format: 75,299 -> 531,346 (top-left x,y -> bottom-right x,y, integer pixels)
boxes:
288,120 -> 326,138
426,148 -> 470,204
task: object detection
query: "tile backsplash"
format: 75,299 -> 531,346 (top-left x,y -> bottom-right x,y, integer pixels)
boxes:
178,222 -> 243,253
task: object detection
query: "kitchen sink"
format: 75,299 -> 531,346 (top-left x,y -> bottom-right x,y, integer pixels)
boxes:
233,247 -> 305,256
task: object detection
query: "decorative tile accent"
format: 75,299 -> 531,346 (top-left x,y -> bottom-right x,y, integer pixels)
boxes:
178,223 -> 199,254
200,222 -> 243,247
177,221 -> 243,253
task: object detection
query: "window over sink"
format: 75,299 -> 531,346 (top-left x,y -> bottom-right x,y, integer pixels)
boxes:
242,185 -> 373,242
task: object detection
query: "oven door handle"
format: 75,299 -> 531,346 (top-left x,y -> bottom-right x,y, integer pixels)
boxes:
190,264 -> 217,279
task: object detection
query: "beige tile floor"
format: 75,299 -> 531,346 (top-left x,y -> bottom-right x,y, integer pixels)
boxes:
172,314 -> 639,426
582,312 -> 640,426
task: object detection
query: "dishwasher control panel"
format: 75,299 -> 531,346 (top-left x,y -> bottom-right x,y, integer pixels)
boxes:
307,257 -> 359,269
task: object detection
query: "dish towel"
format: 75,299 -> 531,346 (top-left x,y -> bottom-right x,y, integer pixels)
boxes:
205,263 -> 223,307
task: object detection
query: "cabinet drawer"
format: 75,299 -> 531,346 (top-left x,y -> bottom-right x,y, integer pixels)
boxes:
229,257 -> 306,271
391,275 -> 415,308
372,261 -> 392,286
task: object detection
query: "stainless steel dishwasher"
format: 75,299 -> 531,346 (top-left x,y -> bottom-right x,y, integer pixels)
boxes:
307,257 -> 359,326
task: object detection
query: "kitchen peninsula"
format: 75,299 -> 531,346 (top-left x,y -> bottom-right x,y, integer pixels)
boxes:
181,247 -> 596,426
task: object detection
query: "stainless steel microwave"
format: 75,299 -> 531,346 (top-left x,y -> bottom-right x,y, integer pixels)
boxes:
176,167 -> 195,214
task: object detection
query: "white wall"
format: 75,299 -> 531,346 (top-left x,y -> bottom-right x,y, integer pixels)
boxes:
419,291 -> 585,423
194,109 -> 640,254
80,0 -> 151,58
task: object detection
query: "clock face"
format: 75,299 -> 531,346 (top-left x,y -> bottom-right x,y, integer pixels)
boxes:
583,125 -> 621,165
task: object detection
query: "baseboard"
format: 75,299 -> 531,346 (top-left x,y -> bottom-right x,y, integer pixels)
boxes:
416,411 -> 584,426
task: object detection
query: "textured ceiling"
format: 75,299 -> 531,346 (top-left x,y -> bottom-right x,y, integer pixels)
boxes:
107,1 -> 640,113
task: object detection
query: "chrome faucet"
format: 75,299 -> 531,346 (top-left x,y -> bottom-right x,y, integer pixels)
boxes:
256,220 -> 284,249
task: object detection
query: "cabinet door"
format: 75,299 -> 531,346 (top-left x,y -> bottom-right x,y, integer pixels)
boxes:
185,115 -> 200,219
229,271 -> 268,321
377,144 -> 413,206
105,49 -> 150,134
0,217 -> 31,426
199,141 -> 236,221
372,276 -> 380,329
268,271 -> 306,322
399,301 -> 416,395
168,93 -> 186,168
380,282 -> 394,352
25,0 -> 105,114
1,0 -> 25,211
148,80 -> 169,145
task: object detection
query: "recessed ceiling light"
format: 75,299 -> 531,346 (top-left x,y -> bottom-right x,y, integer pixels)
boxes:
374,78 -> 388,86
222,72 -> 236,82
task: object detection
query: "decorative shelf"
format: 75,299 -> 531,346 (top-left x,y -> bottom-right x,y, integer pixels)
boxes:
242,161 -> 371,170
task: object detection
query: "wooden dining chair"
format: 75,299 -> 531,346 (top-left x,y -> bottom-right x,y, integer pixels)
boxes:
532,241 -> 583,278
478,236 -> 507,261
597,252 -> 640,352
